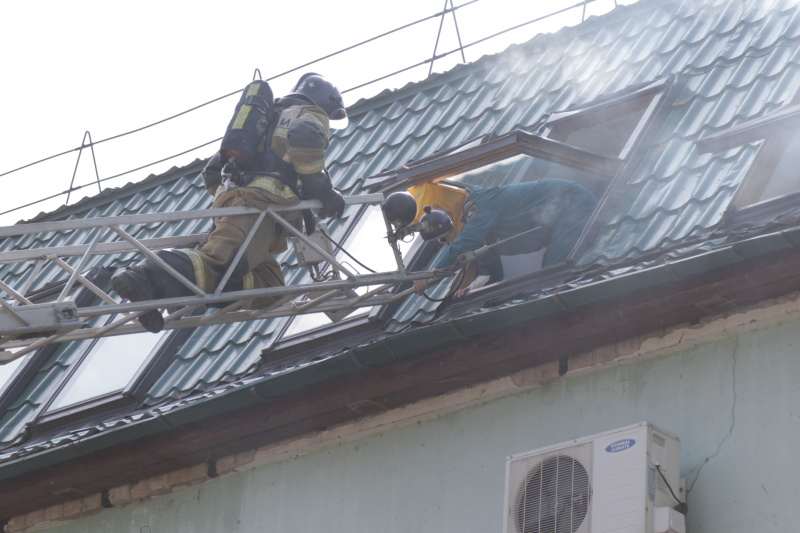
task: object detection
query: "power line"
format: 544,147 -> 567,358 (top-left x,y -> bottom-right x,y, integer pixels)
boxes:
0,139 -> 222,219
0,91 -> 237,181
0,0 -> 607,218
0,1 -> 478,184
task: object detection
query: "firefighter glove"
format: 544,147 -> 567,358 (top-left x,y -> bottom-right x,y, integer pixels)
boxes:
318,189 -> 346,219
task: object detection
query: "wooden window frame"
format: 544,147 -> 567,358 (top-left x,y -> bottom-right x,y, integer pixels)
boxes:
697,102 -> 800,211
371,75 -> 679,268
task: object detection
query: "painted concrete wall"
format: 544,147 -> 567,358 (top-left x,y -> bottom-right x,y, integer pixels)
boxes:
40,315 -> 800,533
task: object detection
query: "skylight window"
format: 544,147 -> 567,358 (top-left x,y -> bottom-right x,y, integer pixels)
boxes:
730,127 -> 800,208
696,102 -> 800,210
369,76 -> 677,294
46,328 -> 164,412
282,205 -> 414,338
0,351 -> 25,396
754,131 -> 800,203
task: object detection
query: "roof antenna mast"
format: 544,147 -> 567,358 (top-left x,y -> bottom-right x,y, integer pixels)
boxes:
429,0 -> 467,76
66,131 -> 103,205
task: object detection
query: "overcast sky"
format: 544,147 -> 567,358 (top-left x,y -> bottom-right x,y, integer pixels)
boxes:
0,0 -> 635,226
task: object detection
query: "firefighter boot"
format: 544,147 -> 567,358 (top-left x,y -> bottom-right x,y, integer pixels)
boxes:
111,266 -> 165,333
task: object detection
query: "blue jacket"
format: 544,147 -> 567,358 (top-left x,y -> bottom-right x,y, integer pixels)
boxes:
432,179 -> 597,282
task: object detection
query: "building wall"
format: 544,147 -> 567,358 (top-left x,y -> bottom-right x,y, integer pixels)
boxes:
28,309 -> 800,533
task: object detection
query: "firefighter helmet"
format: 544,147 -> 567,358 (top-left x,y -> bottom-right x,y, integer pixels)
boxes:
418,205 -> 454,242
382,192 -> 418,228
292,73 -> 347,121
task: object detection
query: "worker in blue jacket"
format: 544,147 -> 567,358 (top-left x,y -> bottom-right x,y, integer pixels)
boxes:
413,179 -> 597,295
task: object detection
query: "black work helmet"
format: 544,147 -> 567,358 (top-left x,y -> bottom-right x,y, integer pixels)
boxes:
418,206 -> 454,242
291,73 -> 347,121
382,192 -> 418,228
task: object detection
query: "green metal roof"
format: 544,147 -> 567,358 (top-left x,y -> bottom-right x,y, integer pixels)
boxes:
3,0 -> 800,470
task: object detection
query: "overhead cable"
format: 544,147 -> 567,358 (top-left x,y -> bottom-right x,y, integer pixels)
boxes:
0,0 -> 479,184
1,0 -> 605,217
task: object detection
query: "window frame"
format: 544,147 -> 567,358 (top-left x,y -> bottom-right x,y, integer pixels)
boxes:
696,101 -> 800,212
26,321 -> 197,434
373,75 -> 677,264
271,201 -> 407,346
0,266 -> 200,435
36,324 -> 170,418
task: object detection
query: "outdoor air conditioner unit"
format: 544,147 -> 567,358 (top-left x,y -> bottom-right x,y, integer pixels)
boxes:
503,422 -> 686,533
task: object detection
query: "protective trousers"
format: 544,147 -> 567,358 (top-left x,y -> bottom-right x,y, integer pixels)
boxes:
140,176 -> 302,309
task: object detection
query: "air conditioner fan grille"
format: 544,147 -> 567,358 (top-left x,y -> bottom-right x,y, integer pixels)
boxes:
512,447 -> 592,533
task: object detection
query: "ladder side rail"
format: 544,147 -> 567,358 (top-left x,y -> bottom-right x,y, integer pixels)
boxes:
208,291 -> 407,321
0,234 -> 209,265
1,291 -> 405,348
344,282 -> 397,307
201,299 -> 247,319
221,293 -> 297,323
0,194 -> 386,239
0,207 -> 265,238
71,271 -> 434,319
199,293 -> 289,324
2,329 -> 73,363
292,287 -> 352,313
0,278 -> 433,350
95,312 -> 145,336
160,303 -> 206,330
387,285 -> 418,303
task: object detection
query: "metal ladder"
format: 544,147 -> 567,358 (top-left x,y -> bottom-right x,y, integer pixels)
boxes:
0,193 -> 434,363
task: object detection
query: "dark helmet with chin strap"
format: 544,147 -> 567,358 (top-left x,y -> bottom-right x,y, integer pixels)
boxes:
291,73 -> 347,120
382,191 -> 418,229
418,205 -> 454,242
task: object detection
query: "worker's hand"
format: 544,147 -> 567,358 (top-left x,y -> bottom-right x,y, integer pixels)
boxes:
453,287 -> 471,298
318,189 -> 345,219
413,279 -> 432,294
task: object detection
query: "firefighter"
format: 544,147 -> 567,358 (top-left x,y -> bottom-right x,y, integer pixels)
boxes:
412,178 -> 598,296
112,73 -> 347,333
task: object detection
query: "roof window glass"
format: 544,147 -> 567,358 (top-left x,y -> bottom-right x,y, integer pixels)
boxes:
283,205 -> 414,338
47,328 -> 164,411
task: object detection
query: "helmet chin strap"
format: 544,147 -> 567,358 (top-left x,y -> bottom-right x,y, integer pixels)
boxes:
388,206 -> 454,243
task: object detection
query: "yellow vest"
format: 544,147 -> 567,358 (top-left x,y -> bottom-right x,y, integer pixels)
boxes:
407,182 -> 469,243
